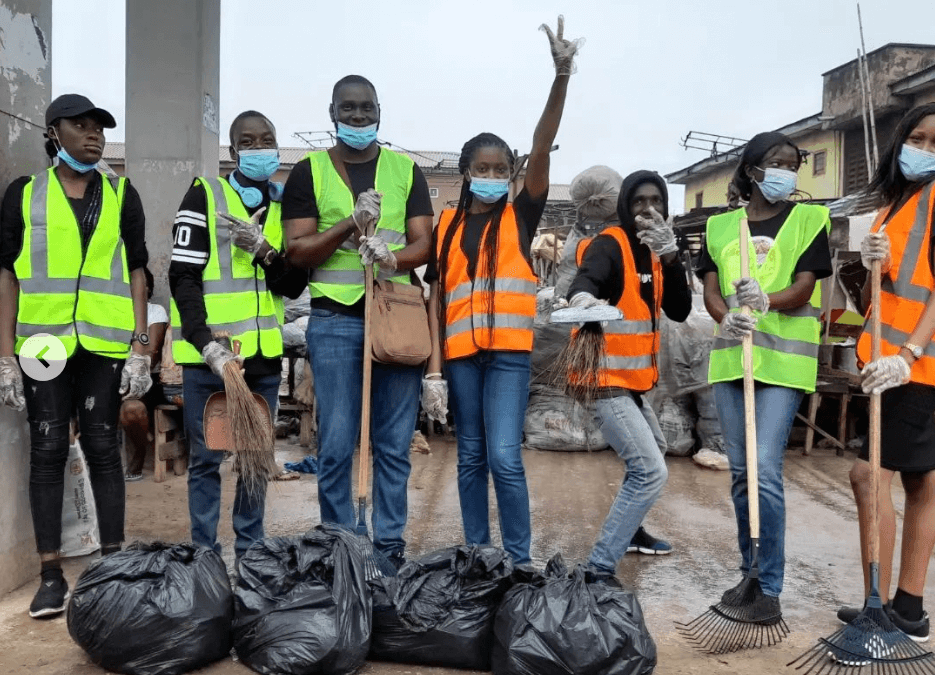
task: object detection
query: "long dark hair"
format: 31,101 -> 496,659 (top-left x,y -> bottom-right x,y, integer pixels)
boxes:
616,170 -> 668,318
731,131 -> 801,201
437,132 -> 515,350
868,103 -> 935,206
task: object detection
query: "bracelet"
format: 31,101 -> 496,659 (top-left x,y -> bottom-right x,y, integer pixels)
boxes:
425,372 -> 443,379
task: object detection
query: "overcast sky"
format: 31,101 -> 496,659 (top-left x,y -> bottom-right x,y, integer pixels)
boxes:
52,0 -> 934,213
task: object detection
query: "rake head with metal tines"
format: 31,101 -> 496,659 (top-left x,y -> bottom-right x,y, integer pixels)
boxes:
675,575 -> 789,654
788,604 -> 935,675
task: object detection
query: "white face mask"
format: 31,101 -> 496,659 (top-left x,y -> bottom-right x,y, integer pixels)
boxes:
755,167 -> 797,203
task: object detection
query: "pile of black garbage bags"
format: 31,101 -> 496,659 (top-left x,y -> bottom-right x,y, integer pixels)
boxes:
67,527 -> 656,675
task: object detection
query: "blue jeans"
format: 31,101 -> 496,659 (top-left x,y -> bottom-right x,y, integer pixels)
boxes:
183,367 -> 280,561
447,351 -> 532,565
306,309 -> 421,557
588,393 -> 669,573
713,381 -> 803,597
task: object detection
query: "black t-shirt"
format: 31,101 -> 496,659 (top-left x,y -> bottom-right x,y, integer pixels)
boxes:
696,203 -> 833,280
0,171 -> 149,273
280,149 -> 434,317
423,188 -> 548,283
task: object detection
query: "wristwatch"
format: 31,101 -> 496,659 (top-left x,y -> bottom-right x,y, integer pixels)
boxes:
130,332 -> 150,347
261,247 -> 279,266
903,342 -> 924,360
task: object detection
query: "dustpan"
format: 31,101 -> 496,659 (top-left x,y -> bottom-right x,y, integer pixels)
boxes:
204,391 -> 272,452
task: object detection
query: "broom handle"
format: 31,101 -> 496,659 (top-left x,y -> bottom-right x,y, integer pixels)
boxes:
739,218 -> 760,538
869,258 -> 881,565
358,223 -> 374,502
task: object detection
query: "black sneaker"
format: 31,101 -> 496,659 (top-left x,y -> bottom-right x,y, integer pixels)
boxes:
889,605 -> 930,643
585,565 -> 622,588
627,527 -> 672,555
386,551 -> 407,572
29,574 -> 69,619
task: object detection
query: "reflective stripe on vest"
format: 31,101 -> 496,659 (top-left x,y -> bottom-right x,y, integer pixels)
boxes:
307,149 -> 412,303
706,204 -> 829,393
856,181 -> 935,384
171,177 -> 285,364
437,205 -> 538,359
15,168 -> 133,358
569,226 -> 662,393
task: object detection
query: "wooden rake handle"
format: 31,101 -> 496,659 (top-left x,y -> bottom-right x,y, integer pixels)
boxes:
738,218 -> 760,537
869,258 -> 882,564
358,219 -> 375,501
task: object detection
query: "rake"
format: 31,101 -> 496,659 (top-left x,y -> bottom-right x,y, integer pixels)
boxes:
675,217 -> 789,654
787,258 -> 935,674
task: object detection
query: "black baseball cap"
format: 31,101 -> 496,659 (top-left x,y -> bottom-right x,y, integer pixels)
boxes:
45,94 -> 116,129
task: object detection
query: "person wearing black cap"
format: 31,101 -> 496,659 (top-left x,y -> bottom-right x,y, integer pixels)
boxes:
566,170 -> 692,578
0,94 -> 151,618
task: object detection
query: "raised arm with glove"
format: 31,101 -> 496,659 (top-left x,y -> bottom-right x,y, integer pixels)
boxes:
634,206 -> 678,258
218,207 -> 268,257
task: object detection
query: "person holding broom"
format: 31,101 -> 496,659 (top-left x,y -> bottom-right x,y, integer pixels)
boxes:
563,170 -> 691,578
420,16 -> 579,566
0,94 -> 151,617
838,103 -> 935,641
169,110 -> 308,568
698,131 -> 831,618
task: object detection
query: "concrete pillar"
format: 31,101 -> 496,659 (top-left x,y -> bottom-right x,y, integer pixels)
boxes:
125,0 -> 220,306
0,0 -> 51,595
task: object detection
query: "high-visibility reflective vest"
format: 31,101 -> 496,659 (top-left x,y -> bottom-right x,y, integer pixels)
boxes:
171,178 -> 285,364
307,148 -> 412,304
437,205 -> 538,359
14,168 -> 133,358
571,226 -> 662,392
856,180 -> 935,385
707,204 -> 830,393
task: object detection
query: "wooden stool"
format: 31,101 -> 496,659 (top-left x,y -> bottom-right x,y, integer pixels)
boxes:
153,404 -> 187,483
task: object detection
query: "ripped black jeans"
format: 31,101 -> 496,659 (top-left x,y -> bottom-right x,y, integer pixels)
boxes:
23,347 -> 125,553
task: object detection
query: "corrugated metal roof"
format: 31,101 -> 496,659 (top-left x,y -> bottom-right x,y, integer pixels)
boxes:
548,184 -> 571,202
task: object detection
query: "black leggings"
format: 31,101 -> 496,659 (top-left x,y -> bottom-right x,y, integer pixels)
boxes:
24,347 -> 125,553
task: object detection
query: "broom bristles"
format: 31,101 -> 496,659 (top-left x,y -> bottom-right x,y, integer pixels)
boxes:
552,322 -> 606,413
223,361 -> 276,498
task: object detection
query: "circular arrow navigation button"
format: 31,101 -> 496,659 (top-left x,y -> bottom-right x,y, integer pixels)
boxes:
19,333 -> 67,381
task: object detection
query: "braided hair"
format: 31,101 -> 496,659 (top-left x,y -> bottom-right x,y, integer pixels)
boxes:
437,133 -> 515,351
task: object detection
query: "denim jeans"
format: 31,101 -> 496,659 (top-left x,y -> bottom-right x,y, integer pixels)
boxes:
713,381 -> 803,597
183,367 -> 280,561
587,392 -> 669,573
23,347 -> 126,552
306,309 -> 421,557
447,351 -> 532,565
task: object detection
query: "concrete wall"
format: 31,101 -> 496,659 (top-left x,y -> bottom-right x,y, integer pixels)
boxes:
0,0 -> 51,595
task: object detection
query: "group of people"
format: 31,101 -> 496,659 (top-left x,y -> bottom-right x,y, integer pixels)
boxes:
2,16 -> 935,654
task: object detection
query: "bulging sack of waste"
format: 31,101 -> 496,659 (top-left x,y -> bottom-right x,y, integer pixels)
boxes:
492,554 -> 656,675
67,542 -> 233,675
369,545 -> 514,670
233,524 -> 371,675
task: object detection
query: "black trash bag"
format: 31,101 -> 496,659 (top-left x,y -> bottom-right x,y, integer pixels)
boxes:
369,545 -> 513,670
233,524 -> 371,675
67,542 -> 233,675
492,554 -> 657,675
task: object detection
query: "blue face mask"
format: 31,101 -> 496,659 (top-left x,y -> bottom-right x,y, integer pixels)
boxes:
469,176 -> 510,204
755,167 -> 797,203
57,147 -> 98,174
237,148 -> 280,181
336,122 -> 378,150
899,144 -> 935,182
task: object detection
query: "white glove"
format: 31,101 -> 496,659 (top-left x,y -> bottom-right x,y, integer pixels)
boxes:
218,208 -> 267,257
540,15 -> 583,76
634,207 -> 678,257
733,277 -> 770,313
352,189 -> 382,231
719,312 -> 758,340
119,352 -> 153,400
860,232 -> 892,273
358,234 -> 398,272
569,291 -> 605,309
201,341 -> 244,379
422,377 -> 448,423
0,355 -> 25,412
861,355 -> 911,395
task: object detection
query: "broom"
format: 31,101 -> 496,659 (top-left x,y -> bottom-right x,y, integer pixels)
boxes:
221,336 -> 277,499
675,217 -> 790,654
787,256 -> 935,673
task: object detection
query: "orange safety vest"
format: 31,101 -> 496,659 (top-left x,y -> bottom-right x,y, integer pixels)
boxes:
437,205 -> 538,359
572,226 -> 663,392
857,181 -> 935,385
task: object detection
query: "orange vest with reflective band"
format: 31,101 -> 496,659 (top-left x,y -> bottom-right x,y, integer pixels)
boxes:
857,181 -> 935,386
572,226 -> 663,393
437,205 -> 538,359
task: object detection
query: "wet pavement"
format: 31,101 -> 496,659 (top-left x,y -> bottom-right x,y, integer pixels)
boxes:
0,434 -> 930,674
